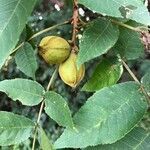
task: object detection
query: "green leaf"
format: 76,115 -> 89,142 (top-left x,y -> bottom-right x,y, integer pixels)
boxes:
0,79 -> 45,106
15,42 -> 38,79
77,19 -> 119,66
0,0 -> 37,69
0,111 -> 35,146
79,0 -> 150,25
82,57 -> 123,92
79,0 -> 139,18
128,6 -> 150,26
113,21 -> 144,60
44,91 -> 74,129
84,127 -> 150,150
141,72 -> 150,94
54,82 -> 148,149
39,128 -> 54,150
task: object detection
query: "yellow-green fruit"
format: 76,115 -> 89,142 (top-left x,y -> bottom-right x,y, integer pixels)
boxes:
38,36 -> 70,64
59,52 -> 85,88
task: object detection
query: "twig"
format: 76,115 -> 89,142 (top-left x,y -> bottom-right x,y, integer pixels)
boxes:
11,42 -> 25,54
46,67 -> 58,91
111,19 -> 142,32
31,67 -> 58,150
32,100 -> 44,150
28,20 -> 70,41
78,17 -> 87,26
71,0 -> 79,52
121,59 -> 150,105
10,20 -> 70,55
121,59 -> 140,84
137,26 -> 150,31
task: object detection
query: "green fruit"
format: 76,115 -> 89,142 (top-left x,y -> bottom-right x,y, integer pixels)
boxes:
38,36 -> 70,64
59,52 -> 85,88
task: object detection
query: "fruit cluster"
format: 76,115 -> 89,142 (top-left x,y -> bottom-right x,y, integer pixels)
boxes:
39,36 -> 85,88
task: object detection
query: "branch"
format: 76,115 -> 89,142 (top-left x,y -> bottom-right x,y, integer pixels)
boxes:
71,0 -> 79,52
121,59 -> 140,84
121,59 -> 150,105
31,67 -> 58,150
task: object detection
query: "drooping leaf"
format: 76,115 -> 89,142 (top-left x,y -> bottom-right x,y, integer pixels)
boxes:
54,82 -> 148,149
0,79 -> 45,106
79,0 -> 150,25
141,72 -> 150,94
44,91 -> 74,129
82,57 -> 123,92
77,19 -> 119,66
0,111 -> 35,146
39,128 -> 54,150
84,127 -> 150,150
0,0 -> 37,69
113,21 -> 144,60
15,42 -> 38,79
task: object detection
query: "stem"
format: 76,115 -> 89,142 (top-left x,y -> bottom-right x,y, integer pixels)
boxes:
121,59 -> 150,105
10,20 -> 70,55
78,17 -> 87,26
31,67 -> 58,150
46,67 -> 58,91
11,42 -> 25,54
121,59 -> 140,84
137,26 -> 150,31
32,101 -> 44,150
71,0 -> 79,52
111,19 -> 142,32
28,20 -> 70,41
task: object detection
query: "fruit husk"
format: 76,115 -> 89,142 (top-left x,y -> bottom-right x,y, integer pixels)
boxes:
39,36 -> 70,64
59,52 -> 85,88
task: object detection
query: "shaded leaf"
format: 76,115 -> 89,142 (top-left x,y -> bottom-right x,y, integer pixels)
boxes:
77,19 -> 119,66
113,21 -> 144,60
84,128 -> 150,150
15,42 -> 38,79
128,6 -> 150,26
79,0 -> 139,17
54,82 -> 148,149
0,0 -> 37,69
0,111 -> 35,146
0,79 -> 44,106
45,91 -> 74,129
82,57 -> 123,92
39,128 -> 54,150
79,0 -> 150,25
141,72 -> 150,94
